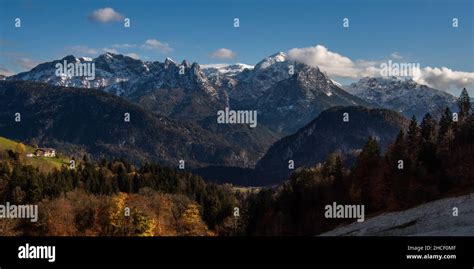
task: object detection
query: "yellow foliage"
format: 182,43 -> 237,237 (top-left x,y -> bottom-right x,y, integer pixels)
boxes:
132,208 -> 156,236
108,192 -> 128,235
107,192 -> 157,236
179,203 -> 209,236
15,143 -> 26,155
3,189 -> 214,237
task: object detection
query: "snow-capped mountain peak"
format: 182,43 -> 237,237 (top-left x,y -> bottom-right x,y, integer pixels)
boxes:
7,53 -> 220,98
345,76 -> 457,119
330,79 -> 342,87
164,57 -> 176,66
201,63 -> 254,77
104,52 -> 115,58
79,56 -> 93,62
254,51 -> 287,70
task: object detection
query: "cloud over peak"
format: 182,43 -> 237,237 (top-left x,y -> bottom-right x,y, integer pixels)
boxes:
210,48 -> 236,60
287,44 -> 474,93
414,67 -> 474,92
287,45 -> 366,78
125,53 -> 140,59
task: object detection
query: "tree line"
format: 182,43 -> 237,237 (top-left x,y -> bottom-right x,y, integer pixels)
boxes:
0,154 -> 238,232
244,89 -> 473,235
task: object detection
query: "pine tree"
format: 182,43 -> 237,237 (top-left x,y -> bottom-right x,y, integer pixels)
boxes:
420,113 -> 436,143
406,115 -> 420,151
360,136 -> 380,159
333,155 -> 343,183
395,129 -> 404,144
458,88 -> 471,121
438,107 -> 453,143
384,130 -> 409,209
388,130 -> 406,162
332,154 -> 348,203
351,136 -> 380,209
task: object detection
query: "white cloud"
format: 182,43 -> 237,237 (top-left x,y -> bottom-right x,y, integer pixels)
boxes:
287,44 -> 474,93
413,67 -> 474,92
200,63 -> 230,69
66,45 -> 98,55
210,48 -> 236,60
125,53 -> 140,59
88,7 -> 124,23
287,45 -> 378,78
141,39 -> 173,53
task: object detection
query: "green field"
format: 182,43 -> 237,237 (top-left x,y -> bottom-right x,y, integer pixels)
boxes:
0,136 -> 69,172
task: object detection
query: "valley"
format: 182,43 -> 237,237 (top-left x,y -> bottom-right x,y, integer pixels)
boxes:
1,51 -> 472,237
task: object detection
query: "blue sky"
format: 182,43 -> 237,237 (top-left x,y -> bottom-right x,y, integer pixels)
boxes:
0,0 -> 473,94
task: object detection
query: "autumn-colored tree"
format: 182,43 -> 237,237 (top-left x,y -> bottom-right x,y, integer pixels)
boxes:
14,143 -> 26,163
37,197 -> 77,236
15,143 -> 26,155
107,192 -> 128,235
178,203 -> 209,236
131,208 -> 156,236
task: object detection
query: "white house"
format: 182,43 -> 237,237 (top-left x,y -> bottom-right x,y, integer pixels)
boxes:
34,148 -> 56,157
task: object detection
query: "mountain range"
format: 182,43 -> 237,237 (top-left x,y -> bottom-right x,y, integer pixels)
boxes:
7,52 -> 372,135
0,80 -> 256,168
8,52 -> 457,130
2,52 -> 459,185
253,63 -> 373,134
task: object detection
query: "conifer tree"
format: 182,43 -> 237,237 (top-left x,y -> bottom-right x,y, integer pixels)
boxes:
438,107 -> 453,143
406,115 -> 420,153
420,113 -> 436,143
458,88 -> 472,121
351,136 -> 380,209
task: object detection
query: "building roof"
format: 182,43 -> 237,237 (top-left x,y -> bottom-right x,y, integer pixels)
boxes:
36,148 -> 56,152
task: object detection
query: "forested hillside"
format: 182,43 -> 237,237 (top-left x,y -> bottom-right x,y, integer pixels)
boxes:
0,152 -> 241,236
244,89 -> 473,235
1,90 -> 472,236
